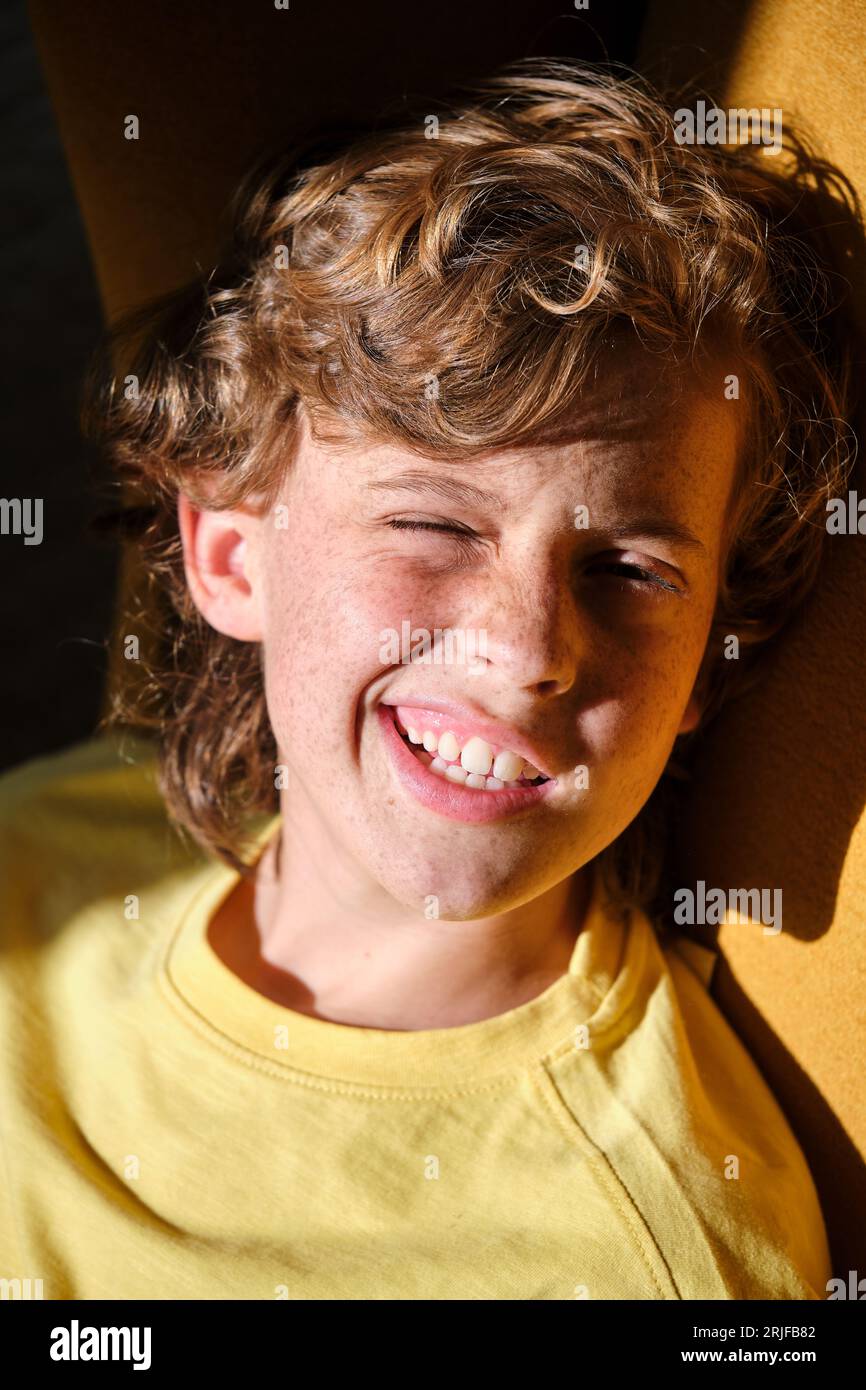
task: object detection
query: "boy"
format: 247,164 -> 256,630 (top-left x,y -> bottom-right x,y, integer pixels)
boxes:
0,57 -> 853,1299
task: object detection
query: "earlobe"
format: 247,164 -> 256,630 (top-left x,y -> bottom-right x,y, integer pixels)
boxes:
678,691 -> 702,736
177,492 -> 263,641
678,634 -> 718,738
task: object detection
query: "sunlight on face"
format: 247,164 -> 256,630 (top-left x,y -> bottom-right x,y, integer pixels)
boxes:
251,345 -> 743,918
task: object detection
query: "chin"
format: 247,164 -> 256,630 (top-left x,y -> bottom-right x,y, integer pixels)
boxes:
381,868 -> 537,921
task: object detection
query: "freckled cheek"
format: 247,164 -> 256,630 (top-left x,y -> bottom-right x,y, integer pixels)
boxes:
256,548 -> 345,744
353,569 -> 424,624
258,554 -> 433,743
329,565 -> 445,669
586,652 -> 685,766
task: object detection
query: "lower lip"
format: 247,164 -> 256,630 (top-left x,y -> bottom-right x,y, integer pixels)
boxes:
376,704 -> 555,824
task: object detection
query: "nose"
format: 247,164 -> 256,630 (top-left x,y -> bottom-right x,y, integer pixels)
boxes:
467,556 -> 580,697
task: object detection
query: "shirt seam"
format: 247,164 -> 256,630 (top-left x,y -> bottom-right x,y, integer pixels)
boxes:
534,1061 -> 682,1300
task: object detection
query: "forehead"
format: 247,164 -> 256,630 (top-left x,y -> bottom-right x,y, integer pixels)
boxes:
300,342 -> 744,513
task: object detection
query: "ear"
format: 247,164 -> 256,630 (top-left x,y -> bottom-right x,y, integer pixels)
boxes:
677,687 -> 702,736
177,491 -> 264,641
677,634 -> 718,737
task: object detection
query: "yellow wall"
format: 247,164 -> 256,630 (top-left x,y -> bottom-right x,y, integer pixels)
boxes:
640,0 -> 866,1275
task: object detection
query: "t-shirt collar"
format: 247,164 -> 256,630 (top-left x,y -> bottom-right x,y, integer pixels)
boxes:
159,819 -> 630,1093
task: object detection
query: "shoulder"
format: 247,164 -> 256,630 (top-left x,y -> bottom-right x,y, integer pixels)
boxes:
551,903 -> 831,1299
0,731 -> 224,1125
0,731 -> 198,951
0,727 -> 161,827
0,727 -> 161,830
658,924 -> 832,1298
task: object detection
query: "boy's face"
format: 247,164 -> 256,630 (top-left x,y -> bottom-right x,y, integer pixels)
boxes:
181,344 -> 743,919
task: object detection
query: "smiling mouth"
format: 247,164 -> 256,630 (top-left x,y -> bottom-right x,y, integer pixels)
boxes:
391,707 -> 551,794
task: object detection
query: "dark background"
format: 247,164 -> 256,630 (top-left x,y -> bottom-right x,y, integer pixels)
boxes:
1,1 -> 110,769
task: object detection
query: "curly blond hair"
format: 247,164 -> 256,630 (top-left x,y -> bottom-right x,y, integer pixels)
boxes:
83,56 -> 859,922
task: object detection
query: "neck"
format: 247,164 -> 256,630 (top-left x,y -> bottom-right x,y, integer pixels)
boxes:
207,801 -> 592,1031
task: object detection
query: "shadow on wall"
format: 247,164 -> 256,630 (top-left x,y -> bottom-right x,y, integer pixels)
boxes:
640,0 -> 866,1283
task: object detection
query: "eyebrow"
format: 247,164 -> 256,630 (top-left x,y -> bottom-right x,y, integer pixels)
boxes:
365,471 -> 501,509
602,519 -> 707,555
366,471 -> 707,555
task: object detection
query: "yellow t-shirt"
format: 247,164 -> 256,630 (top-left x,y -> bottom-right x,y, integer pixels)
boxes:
0,733 -> 831,1301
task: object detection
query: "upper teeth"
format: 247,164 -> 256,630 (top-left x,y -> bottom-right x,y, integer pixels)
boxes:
403,723 -> 537,782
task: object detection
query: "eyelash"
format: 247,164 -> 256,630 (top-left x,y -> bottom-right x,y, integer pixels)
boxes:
387,517 -> 479,556
592,562 -> 680,593
387,518 -> 678,591
388,518 -> 473,537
